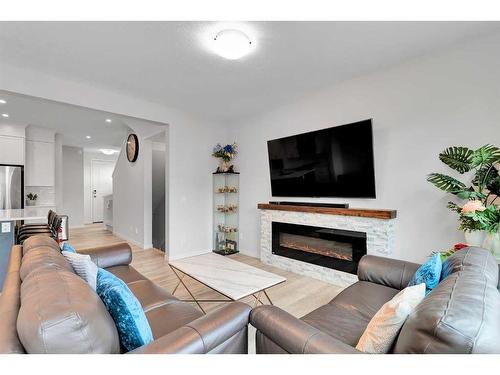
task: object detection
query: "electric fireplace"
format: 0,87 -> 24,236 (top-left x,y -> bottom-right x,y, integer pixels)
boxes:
272,222 -> 367,274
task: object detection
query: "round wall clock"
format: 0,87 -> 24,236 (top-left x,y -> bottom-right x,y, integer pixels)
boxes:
126,133 -> 139,162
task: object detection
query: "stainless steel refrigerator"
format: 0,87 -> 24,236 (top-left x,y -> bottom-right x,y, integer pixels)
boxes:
0,165 -> 23,209
0,165 -> 23,291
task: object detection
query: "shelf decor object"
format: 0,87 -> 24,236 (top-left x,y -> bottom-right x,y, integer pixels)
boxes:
212,142 -> 237,173
213,172 -> 239,255
26,192 -> 38,207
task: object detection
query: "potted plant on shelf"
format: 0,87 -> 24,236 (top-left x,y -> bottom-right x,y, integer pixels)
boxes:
212,142 -> 238,173
26,192 -> 38,207
427,144 -> 500,258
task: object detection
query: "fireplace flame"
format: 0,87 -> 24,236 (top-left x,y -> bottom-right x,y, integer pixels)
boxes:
280,233 -> 353,261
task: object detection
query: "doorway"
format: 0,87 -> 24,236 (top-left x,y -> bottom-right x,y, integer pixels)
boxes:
151,141 -> 166,251
91,159 -> 115,223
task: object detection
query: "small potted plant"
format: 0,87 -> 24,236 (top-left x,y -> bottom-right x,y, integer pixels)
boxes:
26,192 -> 38,206
427,144 -> 500,258
212,142 -> 238,173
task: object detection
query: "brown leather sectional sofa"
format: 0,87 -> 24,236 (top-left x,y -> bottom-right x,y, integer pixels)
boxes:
2,235 -> 499,354
250,247 -> 500,353
0,236 -> 251,354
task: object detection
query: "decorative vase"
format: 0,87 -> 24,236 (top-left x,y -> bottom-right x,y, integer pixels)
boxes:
26,200 -> 36,207
482,231 -> 500,261
219,160 -> 231,173
464,230 -> 486,247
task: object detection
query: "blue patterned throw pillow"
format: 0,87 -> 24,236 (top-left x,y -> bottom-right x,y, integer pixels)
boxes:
408,253 -> 442,295
62,242 -> 76,253
96,268 -> 153,352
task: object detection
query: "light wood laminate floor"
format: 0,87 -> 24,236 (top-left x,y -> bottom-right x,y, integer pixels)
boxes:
71,224 -> 344,318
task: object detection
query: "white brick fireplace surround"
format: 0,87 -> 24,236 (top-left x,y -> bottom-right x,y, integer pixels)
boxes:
258,204 -> 396,287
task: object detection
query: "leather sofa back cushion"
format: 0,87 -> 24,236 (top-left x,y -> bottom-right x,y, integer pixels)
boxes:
17,267 -> 120,354
22,236 -> 60,256
19,246 -> 73,281
441,246 -> 498,284
394,248 -> 500,353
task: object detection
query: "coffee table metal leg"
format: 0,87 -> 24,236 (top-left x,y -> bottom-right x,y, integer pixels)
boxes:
171,272 -> 185,296
252,291 -> 263,308
263,289 -> 274,306
170,265 -> 206,314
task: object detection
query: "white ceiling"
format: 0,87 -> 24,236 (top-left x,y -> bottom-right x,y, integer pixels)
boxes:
0,90 -> 164,149
0,21 -> 499,123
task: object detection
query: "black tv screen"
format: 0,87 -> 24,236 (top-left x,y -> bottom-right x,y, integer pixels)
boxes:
267,119 -> 376,198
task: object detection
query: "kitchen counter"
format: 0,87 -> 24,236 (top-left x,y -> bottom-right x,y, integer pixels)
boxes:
0,207 -> 49,221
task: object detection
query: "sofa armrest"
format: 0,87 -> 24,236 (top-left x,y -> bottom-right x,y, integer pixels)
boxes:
250,305 -> 360,354
129,302 -> 251,354
357,255 -> 420,290
77,242 -> 132,268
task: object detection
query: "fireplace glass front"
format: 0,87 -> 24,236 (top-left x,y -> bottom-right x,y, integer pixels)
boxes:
272,222 -> 367,274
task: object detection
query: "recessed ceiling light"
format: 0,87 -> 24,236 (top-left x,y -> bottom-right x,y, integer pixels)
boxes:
85,135 -> 91,139
105,119 -> 112,123
0,99 -> 6,104
100,149 -> 118,155
1,113 -> 9,118
212,29 -> 253,60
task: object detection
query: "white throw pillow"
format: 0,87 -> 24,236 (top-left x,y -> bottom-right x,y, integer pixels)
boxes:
355,283 -> 426,353
62,250 -> 98,291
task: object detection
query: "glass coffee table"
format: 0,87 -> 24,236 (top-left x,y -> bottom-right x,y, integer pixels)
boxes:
169,253 -> 286,314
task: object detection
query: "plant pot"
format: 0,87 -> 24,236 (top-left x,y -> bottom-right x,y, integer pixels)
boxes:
464,230 -> 486,247
482,231 -> 500,261
26,200 -> 36,207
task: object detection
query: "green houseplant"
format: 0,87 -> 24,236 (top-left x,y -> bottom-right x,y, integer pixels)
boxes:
26,192 -> 38,206
427,144 -> 500,257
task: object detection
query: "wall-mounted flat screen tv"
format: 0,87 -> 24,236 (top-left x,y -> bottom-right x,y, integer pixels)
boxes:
267,119 -> 376,198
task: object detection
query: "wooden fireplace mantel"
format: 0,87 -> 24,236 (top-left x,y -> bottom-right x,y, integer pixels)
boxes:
257,203 -> 397,220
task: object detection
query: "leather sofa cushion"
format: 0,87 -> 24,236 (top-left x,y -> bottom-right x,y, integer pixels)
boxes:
442,246 -> 498,284
22,235 -> 60,256
127,280 -> 179,312
394,248 -> 500,353
17,267 -> 120,354
19,246 -> 73,281
0,246 -> 25,354
301,281 -> 399,346
146,301 -> 203,339
107,265 -> 147,284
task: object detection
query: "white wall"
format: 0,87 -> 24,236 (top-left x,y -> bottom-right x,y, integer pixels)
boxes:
61,146 -> 84,227
112,136 -> 151,248
54,134 -> 63,212
233,32 -> 500,263
83,149 -> 118,224
167,114 -> 227,259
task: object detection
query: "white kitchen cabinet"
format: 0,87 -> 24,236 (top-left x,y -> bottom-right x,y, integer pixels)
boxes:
25,140 -> 55,186
0,136 -> 25,165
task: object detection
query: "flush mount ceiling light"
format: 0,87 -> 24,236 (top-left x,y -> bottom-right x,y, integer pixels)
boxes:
212,29 -> 253,60
0,99 -> 6,104
1,113 -> 9,118
85,135 -> 91,139
105,118 -> 112,123
100,149 -> 118,155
